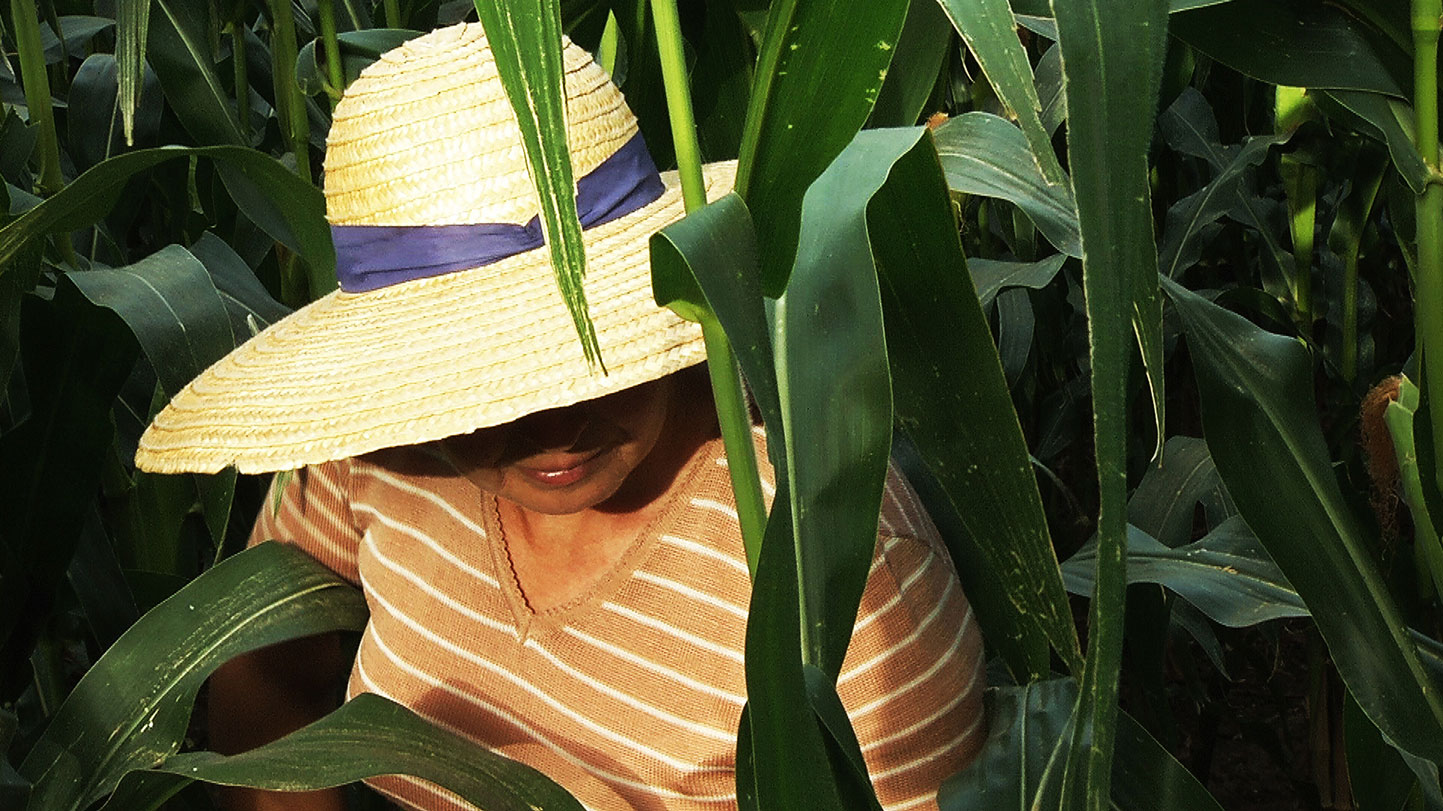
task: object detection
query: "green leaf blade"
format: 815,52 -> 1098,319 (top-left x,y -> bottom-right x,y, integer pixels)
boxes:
0,146 -> 333,287
1164,277 -> 1443,773
67,245 -> 234,401
1061,519 -> 1310,628
937,0 -> 1067,185
117,0 -> 152,145
736,0 -> 911,294
157,694 -> 584,811
872,131 -> 1078,681
147,0 -> 244,146
932,113 -> 1082,258
1171,0 -> 1405,97
19,543 -> 368,811
472,0 -> 599,365
1051,0 -> 1169,804
777,128 -> 904,676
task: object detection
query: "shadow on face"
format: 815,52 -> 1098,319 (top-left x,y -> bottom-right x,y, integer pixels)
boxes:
440,366 -> 717,516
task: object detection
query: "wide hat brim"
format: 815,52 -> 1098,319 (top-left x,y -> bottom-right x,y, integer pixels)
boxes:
135,162 -> 736,475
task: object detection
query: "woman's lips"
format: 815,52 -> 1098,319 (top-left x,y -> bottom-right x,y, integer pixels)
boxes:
513,450 -> 602,488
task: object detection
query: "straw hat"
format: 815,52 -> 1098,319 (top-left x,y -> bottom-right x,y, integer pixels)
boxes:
135,22 -> 735,475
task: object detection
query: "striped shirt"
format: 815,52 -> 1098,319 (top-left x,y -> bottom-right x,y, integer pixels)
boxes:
251,431 -> 985,811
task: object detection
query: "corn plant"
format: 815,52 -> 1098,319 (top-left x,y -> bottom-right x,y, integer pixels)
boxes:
4,0 -> 1443,809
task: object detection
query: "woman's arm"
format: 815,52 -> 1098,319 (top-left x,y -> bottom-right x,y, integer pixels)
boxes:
212,463 -> 366,809
208,632 -> 351,811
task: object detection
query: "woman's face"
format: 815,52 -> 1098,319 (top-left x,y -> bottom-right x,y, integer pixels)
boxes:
442,376 -> 680,516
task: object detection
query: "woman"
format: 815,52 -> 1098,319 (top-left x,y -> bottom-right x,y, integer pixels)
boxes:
137,22 -> 985,811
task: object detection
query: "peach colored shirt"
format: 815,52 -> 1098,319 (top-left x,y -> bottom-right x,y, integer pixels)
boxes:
252,432 -> 985,811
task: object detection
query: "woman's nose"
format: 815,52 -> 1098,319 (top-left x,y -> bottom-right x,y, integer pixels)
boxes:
514,406 -> 589,451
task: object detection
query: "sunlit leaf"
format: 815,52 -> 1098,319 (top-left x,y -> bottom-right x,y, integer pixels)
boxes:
155,694 -> 583,811
868,0 -> 951,129
869,127 -> 1077,681
937,0 -> 1066,185
19,542 -> 368,811
932,113 -> 1081,258
736,0 -> 910,294
473,0 -> 599,364
742,494 -> 852,810
650,193 -> 771,573
116,0 -> 151,144
776,128 -> 898,677
649,184 -> 854,811
1062,519 -> 1308,628
651,193 -> 780,447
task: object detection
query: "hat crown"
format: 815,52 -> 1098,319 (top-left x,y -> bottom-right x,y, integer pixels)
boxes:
323,23 -> 638,227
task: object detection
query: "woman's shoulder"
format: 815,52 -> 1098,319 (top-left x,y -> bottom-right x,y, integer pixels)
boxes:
740,425 -> 945,552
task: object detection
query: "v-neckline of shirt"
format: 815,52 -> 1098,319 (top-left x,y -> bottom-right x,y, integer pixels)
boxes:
479,438 -> 716,643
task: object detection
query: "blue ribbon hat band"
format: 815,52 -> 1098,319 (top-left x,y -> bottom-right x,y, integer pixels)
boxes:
330,134 -> 667,294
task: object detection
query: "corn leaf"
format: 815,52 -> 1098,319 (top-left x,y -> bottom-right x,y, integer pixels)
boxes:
936,0 -> 1066,185
152,693 -> 583,811
1170,0 -> 1405,97
66,245 -> 233,402
1322,89 -> 1432,196
1164,276 -> 1443,775
867,0 -> 952,129
867,129 -> 1078,681
1062,519 -> 1309,628
473,0 -> 599,365
969,253 -> 1068,310
932,113 -> 1082,258
19,542 -> 368,811
1051,0 -> 1168,805
116,0 -> 151,144
1157,89 -> 1292,281
0,146 -> 333,286
939,679 -> 1074,810
147,0 -> 243,146
941,680 -> 1225,811
0,285 -> 137,691
735,0 -> 910,294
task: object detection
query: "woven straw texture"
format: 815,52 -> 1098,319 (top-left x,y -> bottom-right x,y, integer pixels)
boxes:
135,23 -> 736,474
